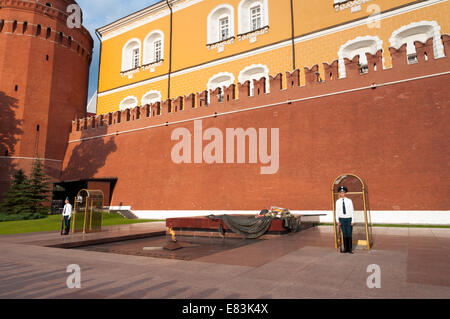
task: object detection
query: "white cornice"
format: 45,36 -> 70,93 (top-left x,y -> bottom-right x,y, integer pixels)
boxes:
97,0 -> 204,41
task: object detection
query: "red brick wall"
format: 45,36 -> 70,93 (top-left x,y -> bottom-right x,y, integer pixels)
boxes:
62,37 -> 450,212
0,0 -> 93,199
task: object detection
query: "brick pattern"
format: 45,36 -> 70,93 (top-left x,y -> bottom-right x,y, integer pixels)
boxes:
63,39 -> 450,213
0,0 -> 93,199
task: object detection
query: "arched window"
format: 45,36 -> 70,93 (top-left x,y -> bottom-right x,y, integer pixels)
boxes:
238,0 -> 269,34
141,90 -> 162,105
390,21 -> 445,64
122,39 -> 141,71
238,64 -> 269,96
207,4 -> 235,44
207,72 -> 235,102
143,31 -> 164,65
338,36 -> 383,78
119,96 -> 138,110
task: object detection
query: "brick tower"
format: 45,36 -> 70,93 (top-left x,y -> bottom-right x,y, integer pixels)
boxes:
0,0 -> 93,199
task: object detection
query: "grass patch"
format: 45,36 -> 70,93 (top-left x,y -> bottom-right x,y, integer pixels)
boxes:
0,213 -> 46,222
319,223 -> 450,228
0,213 -> 162,236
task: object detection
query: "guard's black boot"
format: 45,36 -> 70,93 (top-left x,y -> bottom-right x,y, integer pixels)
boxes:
347,237 -> 353,254
342,237 -> 347,253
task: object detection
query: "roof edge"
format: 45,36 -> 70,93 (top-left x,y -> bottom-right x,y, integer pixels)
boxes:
96,0 -> 175,38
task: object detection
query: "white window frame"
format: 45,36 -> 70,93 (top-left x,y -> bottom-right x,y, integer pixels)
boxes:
119,96 -> 138,110
338,36 -> 383,78
207,72 -> 235,103
238,0 -> 269,35
219,17 -> 230,41
154,40 -> 162,62
143,30 -> 164,65
250,5 -> 262,31
389,21 -> 445,64
238,64 -> 269,96
207,4 -> 235,45
141,90 -> 162,106
121,38 -> 141,72
133,48 -> 140,69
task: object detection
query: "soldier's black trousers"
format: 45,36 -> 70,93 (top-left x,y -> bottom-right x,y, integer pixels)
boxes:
339,217 -> 353,238
64,216 -> 71,234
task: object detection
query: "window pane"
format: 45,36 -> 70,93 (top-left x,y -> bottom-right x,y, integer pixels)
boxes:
133,48 -> 140,68
154,40 -> 162,62
251,6 -> 262,31
219,17 -> 229,40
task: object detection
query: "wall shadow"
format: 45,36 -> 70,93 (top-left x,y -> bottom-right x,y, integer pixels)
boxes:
59,121 -> 117,204
0,91 -> 23,200
62,127 -> 116,179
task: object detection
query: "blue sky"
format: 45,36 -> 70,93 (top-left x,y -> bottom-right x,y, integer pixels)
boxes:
76,0 -> 160,102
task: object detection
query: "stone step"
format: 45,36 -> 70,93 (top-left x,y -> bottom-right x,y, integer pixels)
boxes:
110,209 -> 139,220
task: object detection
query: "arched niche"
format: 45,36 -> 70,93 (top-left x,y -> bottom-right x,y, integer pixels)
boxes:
331,174 -> 373,251
141,90 -> 162,105
238,64 -> 269,96
119,96 -> 138,110
390,21 -> 445,63
338,36 -> 383,78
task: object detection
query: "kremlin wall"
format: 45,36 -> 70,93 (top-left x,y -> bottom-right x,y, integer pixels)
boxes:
0,0 -> 93,198
1,0 -> 449,225
63,36 -> 450,223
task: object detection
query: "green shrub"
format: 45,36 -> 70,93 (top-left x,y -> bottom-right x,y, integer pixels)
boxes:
0,160 -> 51,219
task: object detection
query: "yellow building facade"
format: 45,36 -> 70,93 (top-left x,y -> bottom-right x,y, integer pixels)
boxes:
96,0 -> 450,114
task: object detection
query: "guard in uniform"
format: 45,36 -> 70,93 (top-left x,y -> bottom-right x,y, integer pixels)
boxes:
335,186 -> 354,253
61,198 -> 72,235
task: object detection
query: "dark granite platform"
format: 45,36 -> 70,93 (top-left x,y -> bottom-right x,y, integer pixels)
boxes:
166,214 -> 323,239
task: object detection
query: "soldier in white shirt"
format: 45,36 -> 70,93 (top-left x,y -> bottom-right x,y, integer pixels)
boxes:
335,186 -> 354,253
61,198 -> 72,235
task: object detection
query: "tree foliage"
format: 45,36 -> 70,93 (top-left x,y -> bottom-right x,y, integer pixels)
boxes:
0,160 -> 51,218
0,169 -> 34,215
29,159 -> 51,215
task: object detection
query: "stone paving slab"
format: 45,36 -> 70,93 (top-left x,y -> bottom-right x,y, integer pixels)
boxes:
0,224 -> 450,298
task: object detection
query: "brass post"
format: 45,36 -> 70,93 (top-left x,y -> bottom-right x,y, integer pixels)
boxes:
83,192 -> 88,234
100,196 -> 104,231
89,200 -> 93,232
362,187 -> 371,250
332,188 -> 338,249
72,197 -> 77,234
